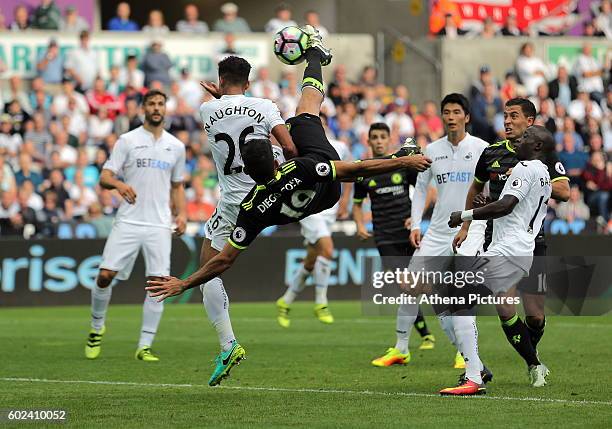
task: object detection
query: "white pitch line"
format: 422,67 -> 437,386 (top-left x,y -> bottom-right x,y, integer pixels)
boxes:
1,377 -> 610,407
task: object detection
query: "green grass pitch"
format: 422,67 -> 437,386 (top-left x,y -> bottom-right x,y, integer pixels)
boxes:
1,302 -> 611,428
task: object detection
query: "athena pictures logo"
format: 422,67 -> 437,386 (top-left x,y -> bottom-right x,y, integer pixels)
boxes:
315,162 -> 331,177
232,227 -> 246,243
511,178 -> 522,189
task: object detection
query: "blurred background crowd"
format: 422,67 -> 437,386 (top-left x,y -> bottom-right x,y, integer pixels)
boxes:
0,1 -> 610,239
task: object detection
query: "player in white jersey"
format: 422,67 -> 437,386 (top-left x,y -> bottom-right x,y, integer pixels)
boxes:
373,94 -> 488,370
196,56 -> 297,386
276,116 -> 352,327
84,90 -> 186,362
442,125 -> 553,395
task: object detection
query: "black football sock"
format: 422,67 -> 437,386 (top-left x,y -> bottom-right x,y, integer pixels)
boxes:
525,316 -> 546,349
500,314 -> 540,367
302,49 -> 324,94
414,307 -> 431,338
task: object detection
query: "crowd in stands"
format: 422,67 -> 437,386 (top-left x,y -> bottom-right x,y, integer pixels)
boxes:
0,2 -> 609,238
434,0 -> 611,39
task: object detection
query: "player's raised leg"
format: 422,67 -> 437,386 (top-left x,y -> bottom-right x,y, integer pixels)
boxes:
295,25 -> 332,117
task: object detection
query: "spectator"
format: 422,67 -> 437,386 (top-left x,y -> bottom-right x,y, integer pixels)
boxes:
480,17 -> 498,38
119,55 -> 145,91
114,98 -> 142,135
98,189 -> 117,216
28,77 -> 53,112
0,154 -> 16,193
86,77 -> 121,119
15,187 -> 40,237
529,83 -> 555,114
277,71 -> 300,119
65,30 -> 100,92
142,10 -> 169,36
555,185 -> 590,229
250,67 -> 281,102
40,169 -> 70,209
15,153 -> 43,188
213,2 -> 251,33
583,20 -> 597,38
568,90 -> 603,124
167,100 -> 198,134
20,180 -> 43,211
335,112 -> 361,156
583,151 -> 611,223
88,107 -> 114,144
436,13 -> 467,38
559,132 -> 589,185
141,40 -> 172,88
60,5 -> 89,33
176,3 -> 209,33
51,78 -> 89,116
107,2 -> 139,31
31,0 -> 61,30
0,190 -> 20,236
555,116 -> 585,151
87,202 -> 113,237
500,71 -> 520,103
24,113 -> 53,160
265,3 -> 297,34
0,115 -> 23,158
573,43 -> 605,103
548,64 -> 578,109
593,0 -> 611,39
304,10 -> 329,37
4,76 -> 32,115
535,99 -> 557,134
38,190 -> 64,237
186,179 -> 215,222
515,42 -> 548,96
177,68 -> 201,111
414,100 -> 444,141
501,14 -> 524,36
53,131 -> 77,168
220,32 -> 239,56
384,100 -> 415,140
471,82 -> 504,142
5,100 -> 30,135
10,5 -> 30,31
106,65 -> 123,96
469,65 -> 497,101
68,169 -> 97,219
36,39 -> 64,85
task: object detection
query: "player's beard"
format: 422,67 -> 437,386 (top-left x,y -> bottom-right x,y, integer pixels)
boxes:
146,113 -> 164,127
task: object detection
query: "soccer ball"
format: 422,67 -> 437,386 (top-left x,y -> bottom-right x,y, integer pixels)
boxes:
273,26 -> 308,65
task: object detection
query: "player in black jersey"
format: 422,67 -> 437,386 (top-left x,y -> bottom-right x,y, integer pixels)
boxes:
453,98 -> 569,383
353,123 -> 437,362
146,31 -> 431,304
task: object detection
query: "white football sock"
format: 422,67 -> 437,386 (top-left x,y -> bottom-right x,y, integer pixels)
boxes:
283,264 -> 310,304
452,315 -> 483,384
395,301 -> 418,354
313,256 -> 331,305
138,293 -> 164,348
437,311 -> 457,346
201,277 -> 235,352
91,284 -> 112,332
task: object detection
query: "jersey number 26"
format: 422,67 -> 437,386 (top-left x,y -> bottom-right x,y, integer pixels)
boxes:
214,126 -> 254,175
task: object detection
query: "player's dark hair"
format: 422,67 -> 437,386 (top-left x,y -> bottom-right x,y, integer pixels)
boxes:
368,122 -> 390,138
506,97 -> 536,119
218,56 -> 251,86
241,139 -> 275,183
440,93 -> 470,115
529,125 -> 555,153
142,89 -> 167,105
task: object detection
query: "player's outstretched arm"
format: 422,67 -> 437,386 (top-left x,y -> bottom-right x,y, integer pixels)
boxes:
146,244 -> 242,302
335,155 -> 431,182
448,195 -> 518,228
271,124 -> 298,159
99,169 -> 137,204
551,179 -> 569,202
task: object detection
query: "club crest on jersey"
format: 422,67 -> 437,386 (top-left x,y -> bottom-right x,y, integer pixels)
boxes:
232,227 -> 246,243
464,152 -> 472,160
316,162 -> 331,177
511,178 -> 523,189
555,162 -> 566,175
